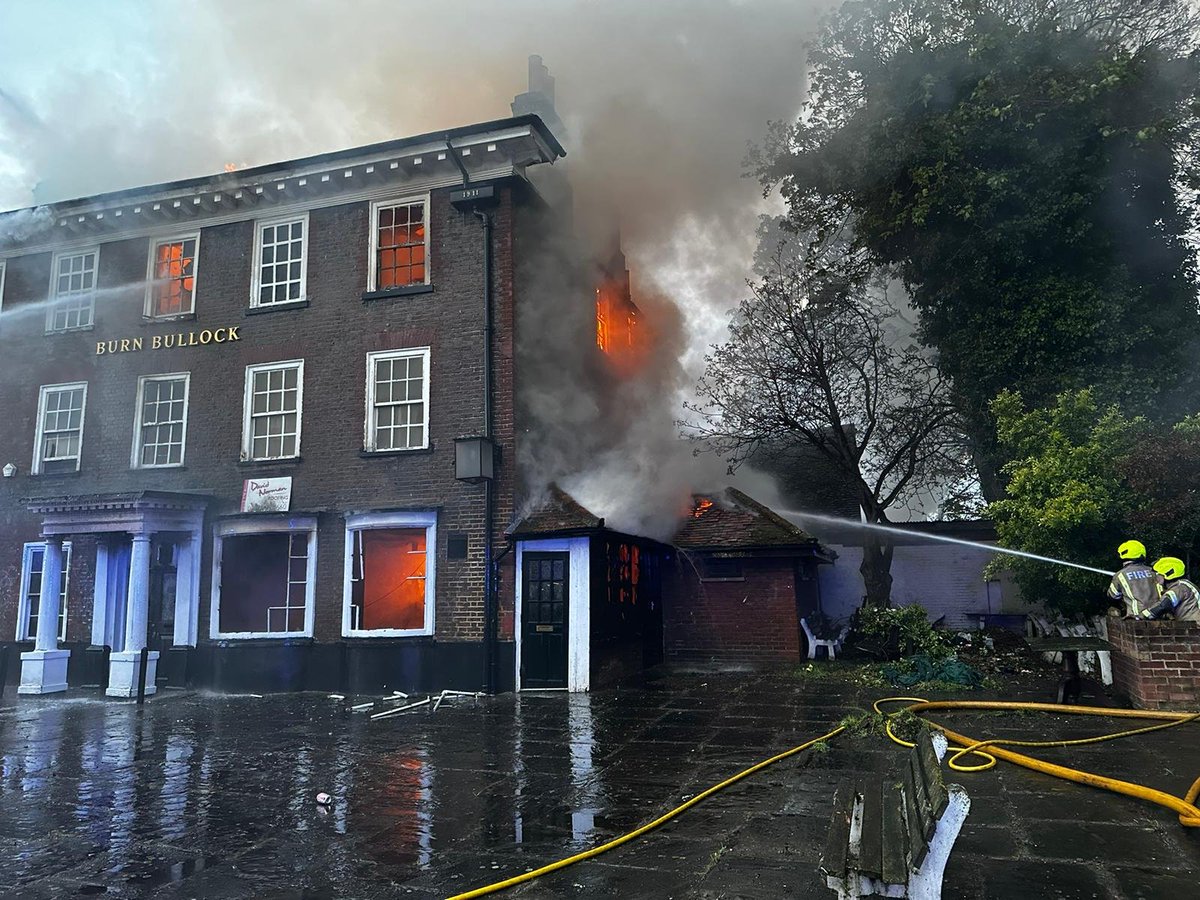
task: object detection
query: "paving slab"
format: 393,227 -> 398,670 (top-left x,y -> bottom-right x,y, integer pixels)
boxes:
0,670 -> 1196,898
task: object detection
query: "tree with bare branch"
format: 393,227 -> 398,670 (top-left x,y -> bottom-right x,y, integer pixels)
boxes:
687,238 -> 972,607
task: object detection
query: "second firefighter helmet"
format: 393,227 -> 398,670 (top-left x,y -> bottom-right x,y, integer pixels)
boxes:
1117,540 -> 1147,561
1153,557 -> 1186,581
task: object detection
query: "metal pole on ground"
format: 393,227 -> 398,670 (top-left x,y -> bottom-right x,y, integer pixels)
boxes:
136,645 -> 149,704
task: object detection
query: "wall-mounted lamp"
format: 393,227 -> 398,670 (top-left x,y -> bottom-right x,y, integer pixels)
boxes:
2,463 -> 15,478
454,436 -> 496,483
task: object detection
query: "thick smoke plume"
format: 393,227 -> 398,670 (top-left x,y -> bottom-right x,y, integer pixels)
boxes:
0,0 -> 831,538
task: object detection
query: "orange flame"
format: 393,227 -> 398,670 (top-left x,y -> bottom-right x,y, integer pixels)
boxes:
692,498 -> 714,518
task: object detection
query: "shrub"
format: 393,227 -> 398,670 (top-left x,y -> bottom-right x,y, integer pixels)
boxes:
853,604 -> 950,661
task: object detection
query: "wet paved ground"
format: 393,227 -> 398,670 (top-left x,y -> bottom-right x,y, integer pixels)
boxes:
1,671 -> 1198,899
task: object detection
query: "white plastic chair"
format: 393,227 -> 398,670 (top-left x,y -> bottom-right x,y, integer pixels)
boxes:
801,617 -> 849,660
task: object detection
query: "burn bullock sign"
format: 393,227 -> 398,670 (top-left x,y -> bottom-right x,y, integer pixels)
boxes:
95,326 -> 242,355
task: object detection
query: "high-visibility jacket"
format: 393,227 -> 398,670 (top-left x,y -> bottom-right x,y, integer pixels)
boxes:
1144,578 -> 1200,623
1107,561 -> 1161,617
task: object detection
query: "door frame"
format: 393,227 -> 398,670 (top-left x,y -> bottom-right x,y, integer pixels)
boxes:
514,537 -> 591,692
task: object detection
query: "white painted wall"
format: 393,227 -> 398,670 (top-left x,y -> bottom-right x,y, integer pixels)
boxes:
819,542 -> 1016,629
514,537 -> 591,693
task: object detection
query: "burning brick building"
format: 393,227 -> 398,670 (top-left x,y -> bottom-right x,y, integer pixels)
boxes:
0,75 -> 618,695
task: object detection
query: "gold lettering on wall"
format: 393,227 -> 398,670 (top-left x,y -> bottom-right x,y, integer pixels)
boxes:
95,326 -> 243,356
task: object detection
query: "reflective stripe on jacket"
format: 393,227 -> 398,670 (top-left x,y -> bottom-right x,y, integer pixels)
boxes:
1161,579 -> 1200,623
1107,562 -> 1161,617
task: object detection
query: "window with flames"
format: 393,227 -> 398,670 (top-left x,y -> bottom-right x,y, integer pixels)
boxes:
149,236 -> 198,318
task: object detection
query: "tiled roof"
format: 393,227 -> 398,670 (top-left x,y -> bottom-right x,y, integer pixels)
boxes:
508,484 -> 603,536
672,487 -> 819,550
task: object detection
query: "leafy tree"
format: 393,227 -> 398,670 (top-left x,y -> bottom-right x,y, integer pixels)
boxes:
756,0 -> 1200,497
687,240 -> 972,606
991,390 -> 1200,614
1119,417 -> 1200,564
988,388 -> 1141,615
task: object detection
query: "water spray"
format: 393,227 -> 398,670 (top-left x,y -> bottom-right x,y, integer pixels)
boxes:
780,509 -> 1116,577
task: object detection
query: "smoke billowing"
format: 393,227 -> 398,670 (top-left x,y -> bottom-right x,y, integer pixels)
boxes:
0,0 -> 831,538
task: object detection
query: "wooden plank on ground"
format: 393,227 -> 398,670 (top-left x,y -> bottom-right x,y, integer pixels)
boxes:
908,753 -> 935,840
858,778 -> 883,880
880,780 -> 910,885
820,781 -> 854,877
902,765 -> 930,868
915,733 -> 949,820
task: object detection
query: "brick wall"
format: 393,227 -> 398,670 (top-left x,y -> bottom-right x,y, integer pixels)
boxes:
1109,617 -> 1200,710
0,179 -> 536,652
662,556 -> 801,666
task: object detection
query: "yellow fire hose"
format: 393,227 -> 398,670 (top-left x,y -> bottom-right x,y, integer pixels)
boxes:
446,698 -> 1200,899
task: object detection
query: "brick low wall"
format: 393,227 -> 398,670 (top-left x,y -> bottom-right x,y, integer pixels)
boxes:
1109,618 -> 1200,710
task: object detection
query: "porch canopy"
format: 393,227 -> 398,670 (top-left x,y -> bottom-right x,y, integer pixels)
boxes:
26,490 -> 210,537
20,490 -> 210,698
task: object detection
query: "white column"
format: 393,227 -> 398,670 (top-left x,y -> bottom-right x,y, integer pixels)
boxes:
19,537 -> 71,695
172,537 -> 194,647
124,534 -> 151,653
91,540 -> 111,647
107,532 -> 158,698
34,538 -> 65,651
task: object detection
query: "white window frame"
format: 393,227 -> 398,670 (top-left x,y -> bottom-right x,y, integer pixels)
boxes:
241,360 -> 304,461
131,372 -> 191,469
342,511 -> 437,638
210,517 -> 317,640
46,247 -> 99,333
364,347 -> 430,452
144,232 -> 200,319
32,381 -> 88,475
17,541 -> 72,642
368,196 -> 431,291
0,260 -> 6,320
251,213 -> 309,308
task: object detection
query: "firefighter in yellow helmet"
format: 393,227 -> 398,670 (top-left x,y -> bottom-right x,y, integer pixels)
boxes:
1106,540 -> 1160,618
1141,557 -> 1200,623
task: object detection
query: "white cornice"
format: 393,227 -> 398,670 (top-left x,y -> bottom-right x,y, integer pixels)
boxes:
1,164 -> 525,259
1,122 -> 553,258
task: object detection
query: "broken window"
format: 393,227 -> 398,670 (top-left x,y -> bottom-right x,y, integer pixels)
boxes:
255,216 -> 307,306
372,199 -> 427,289
18,541 -> 71,642
148,236 -> 198,318
216,528 -> 312,635
365,348 -> 428,451
47,249 -> 97,332
34,382 -> 87,474
243,360 -> 303,460
344,513 -> 435,635
134,374 -> 189,467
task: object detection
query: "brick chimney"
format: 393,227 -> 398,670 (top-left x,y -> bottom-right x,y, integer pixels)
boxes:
512,54 -> 565,141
